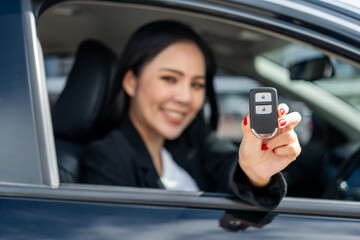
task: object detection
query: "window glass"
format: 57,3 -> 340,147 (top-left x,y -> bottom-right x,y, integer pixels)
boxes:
263,43 -> 360,110
315,58 -> 360,111
44,55 -> 74,106
0,0 -> 43,184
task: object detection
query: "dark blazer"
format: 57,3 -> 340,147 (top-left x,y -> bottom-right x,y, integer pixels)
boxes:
80,115 -> 286,210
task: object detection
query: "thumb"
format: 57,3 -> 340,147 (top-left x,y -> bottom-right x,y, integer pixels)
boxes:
241,114 -> 262,144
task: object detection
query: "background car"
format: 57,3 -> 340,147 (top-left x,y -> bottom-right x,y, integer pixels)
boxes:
1,0 -> 360,238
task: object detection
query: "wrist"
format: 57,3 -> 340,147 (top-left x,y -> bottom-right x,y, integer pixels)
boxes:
239,161 -> 271,188
247,175 -> 271,188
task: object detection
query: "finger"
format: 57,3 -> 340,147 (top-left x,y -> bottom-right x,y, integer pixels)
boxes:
278,111 -> 302,129
266,129 -> 298,150
272,141 -> 302,160
278,103 -> 289,117
241,114 -> 262,144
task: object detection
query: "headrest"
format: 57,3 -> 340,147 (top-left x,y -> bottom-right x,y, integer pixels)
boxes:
52,40 -> 117,141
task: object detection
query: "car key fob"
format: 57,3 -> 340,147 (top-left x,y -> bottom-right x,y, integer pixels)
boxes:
249,87 -> 278,139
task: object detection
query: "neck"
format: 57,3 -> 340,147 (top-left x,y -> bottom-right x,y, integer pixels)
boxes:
128,110 -> 164,176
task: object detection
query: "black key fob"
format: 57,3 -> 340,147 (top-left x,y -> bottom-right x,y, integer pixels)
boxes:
249,87 -> 278,139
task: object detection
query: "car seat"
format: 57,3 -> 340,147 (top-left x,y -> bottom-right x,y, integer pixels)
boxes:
52,40 -> 117,183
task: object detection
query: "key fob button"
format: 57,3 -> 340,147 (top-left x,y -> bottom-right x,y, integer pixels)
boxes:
255,92 -> 271,102
256,105 -> 272,114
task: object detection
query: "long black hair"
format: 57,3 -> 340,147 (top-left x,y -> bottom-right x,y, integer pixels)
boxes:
104,20 -> 217,129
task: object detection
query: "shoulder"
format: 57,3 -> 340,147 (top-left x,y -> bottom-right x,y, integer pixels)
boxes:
92,128 -> 131,150
80,127 -> 139,185
83,127 -> 135,165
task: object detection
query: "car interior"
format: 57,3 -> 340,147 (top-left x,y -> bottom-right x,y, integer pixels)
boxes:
38,1 -> 360,200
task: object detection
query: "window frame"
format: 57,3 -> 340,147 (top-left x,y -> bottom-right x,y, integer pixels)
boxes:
1,182 -> 360,219
0,0 -> 356,218
23,0 -> 59,187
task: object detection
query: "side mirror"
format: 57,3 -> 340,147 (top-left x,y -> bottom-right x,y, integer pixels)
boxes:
219,211 -> 276,232
289,57 -> 334,81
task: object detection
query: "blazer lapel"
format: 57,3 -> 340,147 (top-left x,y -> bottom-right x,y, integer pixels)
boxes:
119,116 -> 162,189
165,138 -> 195,171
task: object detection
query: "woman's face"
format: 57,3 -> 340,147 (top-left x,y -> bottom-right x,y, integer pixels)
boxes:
124,41 -> 206,140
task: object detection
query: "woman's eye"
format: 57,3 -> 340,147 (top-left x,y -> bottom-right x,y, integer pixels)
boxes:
161,76 -> 176,82
192,82 -> 205,89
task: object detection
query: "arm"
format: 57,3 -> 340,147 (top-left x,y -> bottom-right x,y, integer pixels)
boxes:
190,103 -> 300,209
239,103 -> 301,187
235,103 -> 301,209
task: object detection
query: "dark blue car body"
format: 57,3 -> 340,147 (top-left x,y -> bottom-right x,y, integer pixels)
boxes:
1,0 -> 360,239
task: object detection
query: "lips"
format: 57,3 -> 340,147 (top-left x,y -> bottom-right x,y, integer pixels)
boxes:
163,109 -> 185,124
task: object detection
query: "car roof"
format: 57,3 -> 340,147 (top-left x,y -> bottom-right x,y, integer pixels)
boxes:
38,0 -> 360,56
306,0 -> 360,20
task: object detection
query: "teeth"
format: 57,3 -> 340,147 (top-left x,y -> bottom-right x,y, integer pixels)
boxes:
165,110 -> 184,119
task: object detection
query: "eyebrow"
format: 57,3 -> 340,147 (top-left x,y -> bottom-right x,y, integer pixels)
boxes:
160,68 -> 206,80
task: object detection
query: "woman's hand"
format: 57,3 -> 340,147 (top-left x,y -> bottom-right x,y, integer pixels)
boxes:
238,103 -> 302,187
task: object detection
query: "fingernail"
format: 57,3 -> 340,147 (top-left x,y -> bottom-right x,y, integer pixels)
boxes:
279,118 -> 287,127
280,108 -> 285,116
272,149 -> 276,154
261,144 -> 269,151
244,114 -> 248,126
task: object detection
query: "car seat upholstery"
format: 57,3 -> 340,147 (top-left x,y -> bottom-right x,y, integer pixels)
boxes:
52,40 -> 117,183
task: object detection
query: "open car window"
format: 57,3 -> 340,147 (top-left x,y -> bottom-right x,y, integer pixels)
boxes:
39,1 -> 360,202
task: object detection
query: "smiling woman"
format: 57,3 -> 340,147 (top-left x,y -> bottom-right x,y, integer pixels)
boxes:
122,41 -> 206,177
79,20 -> 302,210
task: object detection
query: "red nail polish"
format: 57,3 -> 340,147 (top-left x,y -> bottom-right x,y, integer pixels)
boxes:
261,144 -> 269,151
279,118 -> 287,127
272,149 -> 276,154
280,108 -> 285,116
244,114 -> 248,126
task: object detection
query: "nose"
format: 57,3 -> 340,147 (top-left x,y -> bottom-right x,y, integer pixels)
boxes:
173,82 -> 192,104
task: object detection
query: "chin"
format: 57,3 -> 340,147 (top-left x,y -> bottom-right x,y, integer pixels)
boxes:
164,132 -> 182,140
160,119 -> 193,140
161,128 -> 184,140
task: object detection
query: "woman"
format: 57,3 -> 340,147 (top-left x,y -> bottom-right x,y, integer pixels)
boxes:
80,21 -> 301,210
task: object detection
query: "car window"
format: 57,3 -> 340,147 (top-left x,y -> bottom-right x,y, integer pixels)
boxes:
39,0 -> 360,202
